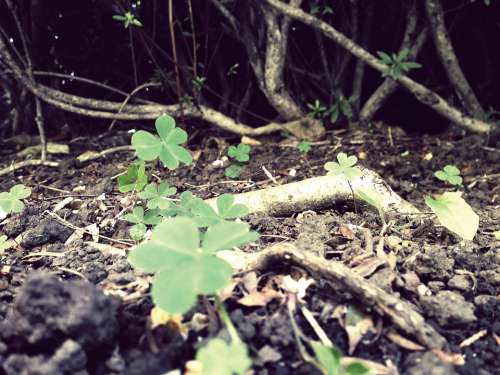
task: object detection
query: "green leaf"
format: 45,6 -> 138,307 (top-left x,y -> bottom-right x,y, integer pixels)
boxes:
376,51 -> 393,64
196,338 -> 251,375
311,342 -> 341,375
298,141 -> 312,154
216,194 -> 249,219
324,153 -> 362,181
118,161 -> 148,193
129,223 -> 147,241
425,192 -> 479,240
355,187 -> 384,213
434,165 -> 463,186
202,221 -> 259,254
138,182 -> 177,210
398,48 -> 410,61
131,115 -> 192,170
228,144 -> 251,163
344,362 -> 371,375
225,165 -> 242,179
0,184 -> 31,214
151,255 -> 233,314
124,206 -> 145,224
493,231 -> 500,240
402,61 -> 422,70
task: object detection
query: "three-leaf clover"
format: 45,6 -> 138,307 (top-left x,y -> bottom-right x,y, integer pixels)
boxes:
124,206 -> 162,241
132,115 -> 192,170
0,184 -> 31,214
434,165 -> 463,186
128,217 -> 259,313
225,165 -> 243,179
324,153 -> 363,181
196,338 -> 251,375
118,161 -> 148,193
376,49 -> 422,78
190,194 -> 249,227
228,144 -> 251,163
138,182 -> 177,210
298,141 -> 312,155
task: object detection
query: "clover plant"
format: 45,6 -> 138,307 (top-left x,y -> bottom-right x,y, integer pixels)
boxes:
137,182 -> 177,210
434,165 -> 463,186
196,338 -> 251,375
376,49 -> 422,78
128,217 -> 258,314
225,143 -> 251,179
124,206 -> 162,241
298,141 -> 312,155
324,152 -> 362,181
118,160 -> 148,193
0,184 -> 31,214
311,341 -> 371,375
132,115 -> 192,169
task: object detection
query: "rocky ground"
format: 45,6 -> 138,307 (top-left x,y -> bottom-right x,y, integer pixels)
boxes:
0,124 -> 498,374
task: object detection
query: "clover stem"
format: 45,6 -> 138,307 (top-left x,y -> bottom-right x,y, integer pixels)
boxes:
214,295 -> 241,345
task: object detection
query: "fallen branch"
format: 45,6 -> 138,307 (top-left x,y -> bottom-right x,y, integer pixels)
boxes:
219,241 -> 447,350
205,169 -> 420,217
265,0 -> 491,135
0,159 -> 60,177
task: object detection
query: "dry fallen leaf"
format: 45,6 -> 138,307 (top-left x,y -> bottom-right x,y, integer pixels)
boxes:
459,329 -> 487,347
386,331 -> 425,351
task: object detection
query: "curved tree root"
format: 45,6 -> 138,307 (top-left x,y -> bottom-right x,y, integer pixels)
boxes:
219,241 -> 447,350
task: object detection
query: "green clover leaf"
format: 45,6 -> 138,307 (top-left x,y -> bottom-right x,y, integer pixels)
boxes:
0,184 -> 31,214
434,165 -> 463,186
225,165 -> 242,179
138,182 -> 177,210
196,338 -> 251,375
132,115 -> 192,170
324,153 -> 362,181
118,161 -> 148,193
124,206 -> 162,226
228,144 -> 250,162
298,141 -> 312,154
128,217 -> 258,313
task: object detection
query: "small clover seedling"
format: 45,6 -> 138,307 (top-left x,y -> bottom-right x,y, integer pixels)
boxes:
434,165 -> 463,186
128,217 -> 259,314
376,48 -> 422,78
0,184 -> 31,214
137,182 -> 177,210
196,338 -> 251,375
132,115 -> 192,169
298,141 -> 312,155
118,161 -> 148,193
425,192 -> 479,241
311,342 -> 371,375
228,143 -> 251,163
224,164 -> 243,179
124,206 -> 162,241
324,152 -> 362,181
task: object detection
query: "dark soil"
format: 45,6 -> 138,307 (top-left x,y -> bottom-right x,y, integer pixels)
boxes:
0,124 -> 498,375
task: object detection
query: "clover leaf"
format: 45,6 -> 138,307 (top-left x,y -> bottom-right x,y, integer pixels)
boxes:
190,194 -> 249,227
311,342 -> 370,375
324,153 -> 362,181
0,184 -> 31,214
228,144 -> 250,163
128,217 -> 259,313
138,182 -> 177,210
196,338 -> 251,375
225,165 -> 242,179
425,192 -> 479,240
216,194 -> 249,219
124,206 -> 162,240
434,165 -> 463,186
131,115 -> 192,169
118,161 -> 148,193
